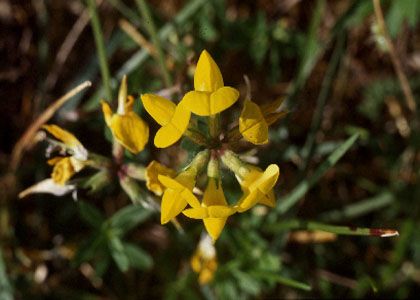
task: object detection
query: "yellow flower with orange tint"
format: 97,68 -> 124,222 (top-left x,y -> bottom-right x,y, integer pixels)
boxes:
191,234 -> 218,285
145,160 -> 176,196
182,50 -> 239,116
141,93 -> 191,148
102,76 -> 149,154
48,156 -> 84,185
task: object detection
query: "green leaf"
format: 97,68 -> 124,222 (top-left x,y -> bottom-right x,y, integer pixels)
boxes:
72,234 -> 106,267
108,235 -> 130,272
109,205 -> 152,236
275,133 -> 360,215
251,271 -> 311,291
123,242 -> 153,270
77,202 -> 105,229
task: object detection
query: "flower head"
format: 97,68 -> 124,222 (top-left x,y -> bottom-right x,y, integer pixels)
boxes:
102,76 -> 149,154
141,94 -> 190,148
42,124 -> 87,160
190,234 -> 217,285
48,156 -> 84,185
182,50 -> 239,116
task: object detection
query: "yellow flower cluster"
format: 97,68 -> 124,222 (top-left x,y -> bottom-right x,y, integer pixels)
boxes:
140,50 -> 284,241
21,49 -> 285,246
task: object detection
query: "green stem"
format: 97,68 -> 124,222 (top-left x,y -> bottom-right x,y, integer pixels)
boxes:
87,0 -> 112,100
266,219 -> 398,237
135,0 -> 172,88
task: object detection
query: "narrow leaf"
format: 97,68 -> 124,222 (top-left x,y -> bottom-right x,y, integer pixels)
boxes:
78,202 -> 105,229
109,205 -> 152,236
123,242 -> 153,270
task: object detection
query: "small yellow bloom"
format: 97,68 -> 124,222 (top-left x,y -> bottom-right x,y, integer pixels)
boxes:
239,99 -> 269,145
102,76 -> 149,154
236,164 -> 280,212
182,50 -> 239,116
48,156 -> 83,185
191,234 -> 217,285
141,94 -> 191,148
158,170 -> 198,224
43,124 -> 88,160
183,178 -> 236,241
145,160 -> 176,196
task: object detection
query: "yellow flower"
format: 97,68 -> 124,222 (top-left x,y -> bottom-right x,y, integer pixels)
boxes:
235,164 -> 280,212
182,50 -> 240,116
141,93 -> 191,148
183,178 -> 236,241
42,124 -> 87,160
145,160 -> 176,196
190,234 -> 217,285
239,99 -> 269,145
158,170 -> 198,224
101,76 -> 149,154
158,150 -> 209,224
48,156 -> 84,185
239,97 -> 288,145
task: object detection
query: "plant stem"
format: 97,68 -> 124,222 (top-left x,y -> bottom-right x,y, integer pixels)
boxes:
135,0 -> 172,88
86,0 -> 112,100
372,0 -> 416,112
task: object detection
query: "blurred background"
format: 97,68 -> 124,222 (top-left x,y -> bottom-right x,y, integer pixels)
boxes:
0,0 -> 419,298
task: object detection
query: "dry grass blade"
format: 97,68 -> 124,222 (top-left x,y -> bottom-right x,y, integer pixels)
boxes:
373,0 -> 416,113
10,81 -> 92,172
119,18 -> 156,56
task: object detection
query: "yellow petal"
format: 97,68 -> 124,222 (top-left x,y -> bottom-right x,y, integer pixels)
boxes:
145,161 -> 176,196
51,157 -> 75,185
42,124 -> 82,148
203,218 -> 227,241
154,104 -> 191,148
159,172 -> 198,224
109,112 -> 149,154
207,206 -> 236,218
254,164 -> 279,194
203,179 -> 226,206
182,87 -> 239,116
194,50 -> 224,93
258,190 -> 276,207
183,207 -> 208,219
141,93 -> 176,126
239,100 -> 268,145
236,191 -> 261,212
161,188 -> 188,224
101,101 -> 113,127
158,175 -> 200,208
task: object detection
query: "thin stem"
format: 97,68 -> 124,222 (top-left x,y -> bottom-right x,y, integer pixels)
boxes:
372,0 -> 416,112
86,0 -> 112,100
135,0 -> 172,88
300,35 -> 345,174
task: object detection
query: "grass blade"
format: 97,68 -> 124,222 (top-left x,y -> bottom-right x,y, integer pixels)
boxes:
86,0 -> 112,99
0,248 -> 13,300
275,133 -> 360,216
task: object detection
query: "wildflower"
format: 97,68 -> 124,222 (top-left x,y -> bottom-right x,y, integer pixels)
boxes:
141,93 -> 191,148
101,75 -> 149,153
182,50 -> 240,116
220,150 -> 280,212
239,99 -> 269,145
158,150 -> 209,224
19,125 -> 87,198
190,234 -> 218,285
145,160 -> 176,196
182,157 -> 236,241
239,97 -> 288,145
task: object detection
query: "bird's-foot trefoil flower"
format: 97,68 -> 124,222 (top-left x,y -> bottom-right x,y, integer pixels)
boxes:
220,150 -> 280,212
141,93 -> 191,148
182,50 -> 240,116
102,75 -> 149,154
190,234 -> 218,285
158,150 -> 209,224
182,156 -> 236,241
19,125 -> 88,198
145,160 -> 176,196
